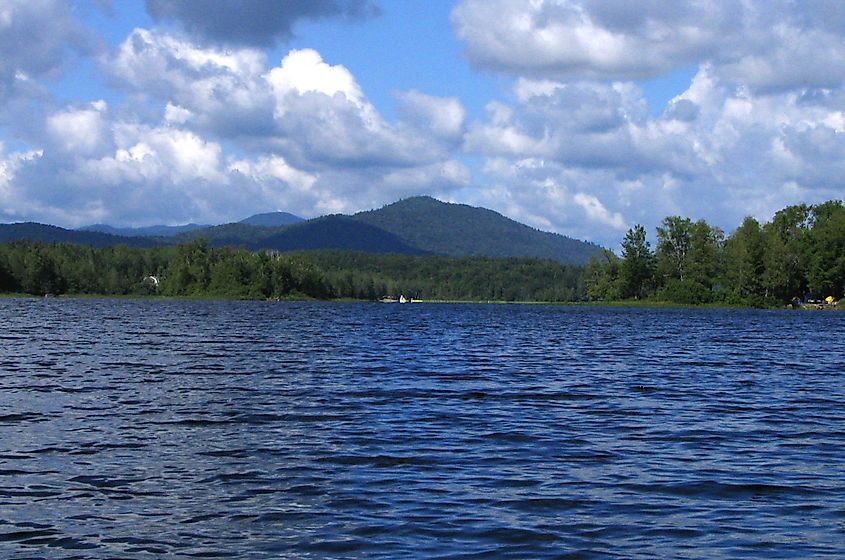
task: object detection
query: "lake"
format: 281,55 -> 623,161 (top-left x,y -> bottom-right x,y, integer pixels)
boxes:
1,298 -> 844,558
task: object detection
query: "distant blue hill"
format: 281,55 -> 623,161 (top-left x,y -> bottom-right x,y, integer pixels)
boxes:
0,223 -> 160,247
78,210 -> 303,237
80,223 -> 209,237
239,211 -> 303,228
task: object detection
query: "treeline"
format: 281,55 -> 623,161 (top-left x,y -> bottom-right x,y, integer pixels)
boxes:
300,252 -> 583,301
586,200 -> 845,306
0,240 -> 585,302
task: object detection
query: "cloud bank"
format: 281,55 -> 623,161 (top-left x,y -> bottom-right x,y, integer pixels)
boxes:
451,0 -> 845,245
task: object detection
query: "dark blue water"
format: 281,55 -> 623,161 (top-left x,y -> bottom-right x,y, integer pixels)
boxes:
1,298 -> 844,558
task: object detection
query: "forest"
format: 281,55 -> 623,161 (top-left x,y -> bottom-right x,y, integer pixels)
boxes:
585,200 -> 845,306
0,240 -> 584,302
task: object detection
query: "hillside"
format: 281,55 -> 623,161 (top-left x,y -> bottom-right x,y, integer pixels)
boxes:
352,196 -> 602,265
0,223 -> 160,248
175,222 -> 280,246
248,215 -> 426,255
1,198 -> 604,264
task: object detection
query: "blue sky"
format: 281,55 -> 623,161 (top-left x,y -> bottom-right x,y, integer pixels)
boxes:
2,1 -> 845,248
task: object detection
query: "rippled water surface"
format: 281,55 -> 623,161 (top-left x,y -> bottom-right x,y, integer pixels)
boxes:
1,298 -> 844,558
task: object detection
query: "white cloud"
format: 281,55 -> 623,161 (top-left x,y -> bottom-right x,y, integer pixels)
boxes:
108,32 -> 450,171
462,63 -> 845,247
46,101 -> 109,155
266,48 -> 364,115
395,90 -> 466,141
452,0 -> 845,92
0,146 -> 45,221
573,192 -> 626,230
452,0 -> 737,81
228,155 -> 315,189
164,102 -> 192,125
111,27 -> 270,124
1,29 -> 467,228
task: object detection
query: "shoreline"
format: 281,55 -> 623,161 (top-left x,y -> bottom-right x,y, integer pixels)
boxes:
1,291 -> 821,310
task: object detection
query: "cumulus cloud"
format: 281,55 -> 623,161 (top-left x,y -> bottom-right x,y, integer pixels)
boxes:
1,25 -> 466,228
452,0 -> 736,81
395,90 -> 466,141
46,101 -> 109,155
445,0 -> 845,246
463,64 -> 845,247
110,28 -> 274,138
144,0 -> 379,47
109,33 -> 448,170
465,80 -> 657,172
452,0 -> 845,91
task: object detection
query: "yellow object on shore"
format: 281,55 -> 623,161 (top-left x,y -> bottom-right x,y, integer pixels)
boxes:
826,296 -> 835,304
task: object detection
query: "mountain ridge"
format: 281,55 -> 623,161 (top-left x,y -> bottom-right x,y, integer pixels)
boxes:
1,197 -> 602,265
352,196 -> 602,265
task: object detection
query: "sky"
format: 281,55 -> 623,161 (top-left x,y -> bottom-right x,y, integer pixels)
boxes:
2,1 -> 845,248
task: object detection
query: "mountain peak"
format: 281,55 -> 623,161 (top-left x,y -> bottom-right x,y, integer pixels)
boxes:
353,197 -> 602,265
239,211 -> 303,228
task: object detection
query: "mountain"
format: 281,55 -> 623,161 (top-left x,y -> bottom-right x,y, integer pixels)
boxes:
0,223 -> 160,248
352,196 -> 602,265
1,198 -> 604,264
175,222 -> 280,246
239,211 -> 303,228
77,211 -> 302,238
80,223 -> 209,237
247,215 -> 425,255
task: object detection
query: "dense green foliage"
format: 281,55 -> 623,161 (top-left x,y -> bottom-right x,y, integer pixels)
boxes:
0,240 -> 585,302
301,252 -> 584,301
586,200 -> 845,306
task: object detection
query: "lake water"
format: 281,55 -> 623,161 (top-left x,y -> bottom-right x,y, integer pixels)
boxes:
1,298 -> 844,558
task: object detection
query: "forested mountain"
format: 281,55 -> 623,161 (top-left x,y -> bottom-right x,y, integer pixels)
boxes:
248,216 -> 426,254
0,223 -> 159,248
1,197 -> 602,264
239,211 -> 303,227
352,196 -> 602,265
174,222 -> 281,246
